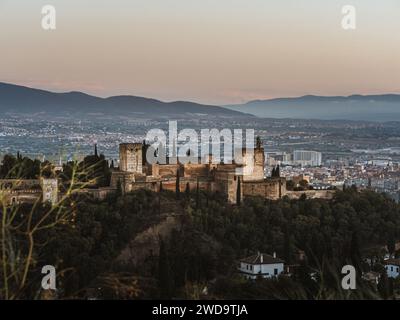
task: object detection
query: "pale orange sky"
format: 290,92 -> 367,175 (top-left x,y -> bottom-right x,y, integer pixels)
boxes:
0,0 -> 399,104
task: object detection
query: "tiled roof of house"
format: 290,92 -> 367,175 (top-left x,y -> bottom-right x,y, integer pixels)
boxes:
384,259 -> 400,267
240,253 -> 284,265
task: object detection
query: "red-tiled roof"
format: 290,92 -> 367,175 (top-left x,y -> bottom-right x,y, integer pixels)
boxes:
384,259 -> 400,267
240,253 -> 284,265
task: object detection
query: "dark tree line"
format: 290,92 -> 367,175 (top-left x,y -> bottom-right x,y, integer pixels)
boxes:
4,179 -> 400,299
0,153 -> 51,179
0,149 -> 111,187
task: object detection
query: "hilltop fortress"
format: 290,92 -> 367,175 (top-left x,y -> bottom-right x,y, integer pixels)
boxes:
109,141 -> 286,203
0,141 -> 334,207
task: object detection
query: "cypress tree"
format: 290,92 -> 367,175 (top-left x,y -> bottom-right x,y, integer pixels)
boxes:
387,233 -> 396,256
185,182 -> 190,198
175,169 -> 180,199
236,177 -> 241,206
196,178 -> 200,209
116,179 -> 122,197
350,231 -> 362,273
378,271 -> 390,300
158,239 -> 174,299
256,136 -> 262,149
284,227 -> 294,264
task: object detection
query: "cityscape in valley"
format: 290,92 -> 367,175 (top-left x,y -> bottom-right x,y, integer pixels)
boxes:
1,82 -> 400,300
2,93 -> 400,204
1,0 -> 400,303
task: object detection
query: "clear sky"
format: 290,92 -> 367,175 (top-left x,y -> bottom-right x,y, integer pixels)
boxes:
0,0 -> 399,104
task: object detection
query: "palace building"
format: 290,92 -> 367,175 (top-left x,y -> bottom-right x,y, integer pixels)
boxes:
109,141 -> 286,203
0,178 -> 58,206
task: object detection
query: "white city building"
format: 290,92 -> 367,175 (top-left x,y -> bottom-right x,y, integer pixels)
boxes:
384,259 -> 400,278
293,150 -> 322,167
239,252 -> 285,280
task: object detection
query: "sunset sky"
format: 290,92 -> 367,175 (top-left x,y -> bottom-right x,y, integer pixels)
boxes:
0,0 -> 399,104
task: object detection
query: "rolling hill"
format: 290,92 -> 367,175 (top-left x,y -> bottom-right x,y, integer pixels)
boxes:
0,82 -> 250,118
226,94 -> 400,121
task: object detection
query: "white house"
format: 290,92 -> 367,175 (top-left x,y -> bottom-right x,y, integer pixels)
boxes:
239,252 -> 285,280
384,259 -> 400,278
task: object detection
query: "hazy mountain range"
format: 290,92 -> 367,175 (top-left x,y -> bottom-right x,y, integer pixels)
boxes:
1,82 -> 400,121
226,94 -> 400,121
0,82 -> 249,118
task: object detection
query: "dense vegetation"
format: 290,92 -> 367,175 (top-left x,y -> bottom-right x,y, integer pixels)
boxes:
159,187 -> 400,299
3,185 -> 399,299
0,150 -> 111,187
0,153 -> 47,179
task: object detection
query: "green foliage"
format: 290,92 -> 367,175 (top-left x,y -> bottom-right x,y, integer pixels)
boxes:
158,238 -> 174,299
4,185 -> 399,299
0,153 -> 42,179
36,189 -> 164,298
60,154 -> 111,188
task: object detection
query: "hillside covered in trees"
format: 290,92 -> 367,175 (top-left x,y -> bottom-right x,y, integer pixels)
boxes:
2,182 -> 400,299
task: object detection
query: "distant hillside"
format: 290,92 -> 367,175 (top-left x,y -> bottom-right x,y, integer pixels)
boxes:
0,82 -> 250,118
226,94 -> 400,121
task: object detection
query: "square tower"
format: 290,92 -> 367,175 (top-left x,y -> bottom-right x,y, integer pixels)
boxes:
119,143 -> 143,173
241,146 -> 265,182
40,178 -> 58,206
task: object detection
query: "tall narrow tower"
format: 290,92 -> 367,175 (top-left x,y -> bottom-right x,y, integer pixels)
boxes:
119,143 -> 143,173
241,143 -> 265,182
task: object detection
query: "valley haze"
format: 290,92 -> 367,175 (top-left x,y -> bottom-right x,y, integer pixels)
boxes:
226,94 -> 400,122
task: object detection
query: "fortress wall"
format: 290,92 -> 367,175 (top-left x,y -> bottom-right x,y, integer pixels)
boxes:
110,171 -> 136,190
157,164 -> 180,178
119,143 -> 143,173
0,179 -> 41,189
0,178 -> 58,206
243,178 -> 286,200
182,164 -> 210,178
285,190 -> 335,200
156,177 -> 212,193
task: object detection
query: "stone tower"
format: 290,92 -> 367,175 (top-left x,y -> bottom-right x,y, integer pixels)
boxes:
41,178 -> 58,206
241,145 -> 265,182
119,143 -> 143,173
